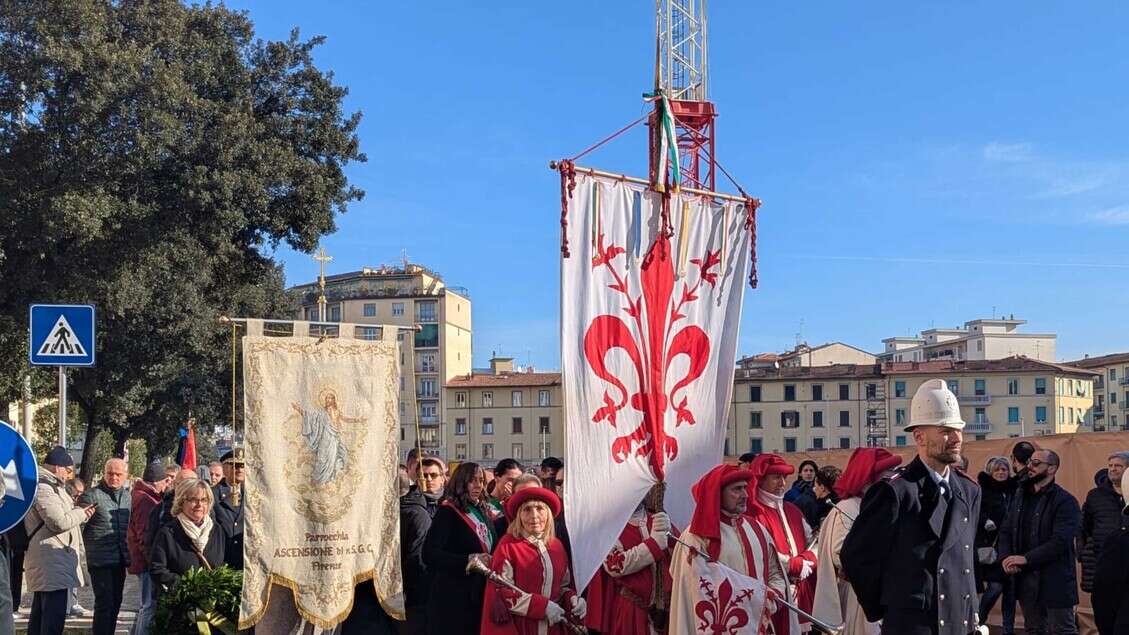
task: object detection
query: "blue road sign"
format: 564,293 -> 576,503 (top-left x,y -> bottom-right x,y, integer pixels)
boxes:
0,421 -> 39,534
29,304 -> 96,366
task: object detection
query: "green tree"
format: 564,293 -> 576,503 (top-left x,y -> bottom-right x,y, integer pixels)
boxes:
0,0 -> 365,482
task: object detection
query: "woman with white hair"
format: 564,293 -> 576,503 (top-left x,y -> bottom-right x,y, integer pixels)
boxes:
975,455 -> 1017,634
479,487 -> 585,634
148,478 -> 228,595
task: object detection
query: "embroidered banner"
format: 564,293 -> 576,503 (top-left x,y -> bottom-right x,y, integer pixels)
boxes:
671,555 -> 769,634
562,173 -> 752,590
239,334 -> 404,628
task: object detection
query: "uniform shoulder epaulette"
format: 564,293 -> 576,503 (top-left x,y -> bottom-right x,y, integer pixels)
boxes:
884,466 -> 907,482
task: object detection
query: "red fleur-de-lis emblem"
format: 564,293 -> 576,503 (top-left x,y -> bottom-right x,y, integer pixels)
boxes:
605,549 -> 627,574
695,577 -> 756,634
584,232 -> 717,480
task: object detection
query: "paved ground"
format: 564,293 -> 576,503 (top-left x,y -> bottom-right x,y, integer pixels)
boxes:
14,574 -> 140,634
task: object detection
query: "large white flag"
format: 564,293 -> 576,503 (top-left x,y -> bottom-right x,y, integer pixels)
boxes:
562,172 -> 752,590
671,554 -> 769,635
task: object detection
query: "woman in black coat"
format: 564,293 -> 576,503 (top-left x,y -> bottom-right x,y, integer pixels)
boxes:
422,462 -> 499,634
975,456 -> 1016,631
149,478 -> 228,594
1079,455 -> 1129,594
1093,471 -> 1129,635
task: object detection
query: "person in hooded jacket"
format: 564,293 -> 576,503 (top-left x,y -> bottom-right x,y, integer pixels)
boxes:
1079,452 -> 1129,596
1092,469 -> 1129,635
975,456 -> 1017,635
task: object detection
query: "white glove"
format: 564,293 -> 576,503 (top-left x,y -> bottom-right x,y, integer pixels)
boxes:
976,626 -> 990,635
984,519 -> 997,532
798,559 -> 815,581
545,601 -> 566,625
651,512 -> 671,534
569,595 -> 587,619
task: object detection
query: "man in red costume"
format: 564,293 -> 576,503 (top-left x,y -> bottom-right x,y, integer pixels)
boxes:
585,484 -> 676,634
746,454 -> 816,635
670,464 -> 787,634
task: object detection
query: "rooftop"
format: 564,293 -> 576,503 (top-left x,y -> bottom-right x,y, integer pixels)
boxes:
735,363 -> 884,381
447,372 -> 562,388
1062,351 -> 1129,369
883,356 -> 1097,377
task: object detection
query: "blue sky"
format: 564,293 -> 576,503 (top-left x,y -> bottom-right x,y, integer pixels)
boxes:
230,1 -> 1129,368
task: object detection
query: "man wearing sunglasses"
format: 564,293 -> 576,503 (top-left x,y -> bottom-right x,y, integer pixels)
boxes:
998,449 -> 1082,634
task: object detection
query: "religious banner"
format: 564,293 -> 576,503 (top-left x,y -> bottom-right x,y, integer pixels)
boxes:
562,171 -> 753,590
671,555 -> 770,635
238,332 -> 404,629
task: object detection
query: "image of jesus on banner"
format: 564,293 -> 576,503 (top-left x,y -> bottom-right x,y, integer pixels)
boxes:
290,388 -> 364,485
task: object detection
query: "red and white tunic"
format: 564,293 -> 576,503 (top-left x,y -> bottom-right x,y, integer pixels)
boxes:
480,533 -> 578,635
585,508 -> 676,635
748,490 -> 816,635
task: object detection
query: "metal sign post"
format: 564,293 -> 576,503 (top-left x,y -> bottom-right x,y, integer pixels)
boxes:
29,304 -> 97,451
58,367 -> 67,447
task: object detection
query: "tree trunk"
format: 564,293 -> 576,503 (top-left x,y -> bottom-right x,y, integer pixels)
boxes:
112,426 -> 129,457
79,407 -> 100,483
0,400 -> 9,425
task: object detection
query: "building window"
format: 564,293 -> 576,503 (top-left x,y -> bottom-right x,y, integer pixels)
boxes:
975,407 -> 987,423
455,443 -> 467,459
455,391 -> 467,408
482,392 -> 493,407
420,403 -> 436,420
812,384 -> 823,401
538,390 -> 550,407
512,443 -> 523,460
784,438 -> 797,453
419,378 -> 436,397
455,418 -> 466,435
812,437 -> 824,450
839,384 -> 849,400
539,441 -> 551,458
866,384 -> 877,399
947,379 -> 959,395
895,436 -> 907,447
781,411 -> 800,428
360,326 -> 379,340
784,385 -> 796,401
1112,392 -> 1118,404
839,411 -> 850,427
418,353 -> 437,372
392,302 -> 404,316
1112,415 -> 1119,429
512,391 -> 523,407
414,324 -> 439,348
1035,407 -> 1047,423
977,340 -> 983,352
1007,378 -> 1019,395
750,412 -> 762,429
416,301 -> 437,322
895,409 -> 906,426
399,401 -> 405,416
1059,406 -> 1064,423
512,417 -> 522,434
482,418 -> 493,435
812,411 -> 824,428
975,434 -> 987,441
866,409 -> 877,427
1008,407 -> 1020,424
1110,368 -> 1117,382
750,386 -> 762,402
1067,379 -> 1074,394
975,379 -> 986,396
363,303 -> 376,317
328,304 -> 342,322
482,444 -> 494,460
894,381 -> 906,398
1068,407 -> 1074,423
839,437 -> 851,449
539,417 -> 550,434
750,438 -> 763,454
1035,378 -> 1046,395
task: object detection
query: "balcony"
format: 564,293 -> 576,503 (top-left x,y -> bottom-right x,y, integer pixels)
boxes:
958,394 -> 992,406
416,392 -> 439,400
1095,378 -> 1105,390
1094,405 -> 1105,416
1120,377 -> 1129,386
418,416 -> 440,426
965,419 -> 992,434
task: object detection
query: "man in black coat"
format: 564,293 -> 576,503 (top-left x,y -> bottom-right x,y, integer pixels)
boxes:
998,448 -> 1081,635
212,448 -> 245,569
1093,469 -> 1129,635
1079,452 -> 1128,594
842,378 -> 982,635
399,470 -> 433,634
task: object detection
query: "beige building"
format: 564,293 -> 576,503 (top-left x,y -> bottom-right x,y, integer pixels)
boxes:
1063,352 -> 1129,432
880,317 -> 1056,363
290,262 -> 472,460
445,357 -> 563,465
737,341 -> 876,370
727,357 -> 1097,456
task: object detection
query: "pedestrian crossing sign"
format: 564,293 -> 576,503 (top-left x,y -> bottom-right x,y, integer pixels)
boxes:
29,304 -> 96,366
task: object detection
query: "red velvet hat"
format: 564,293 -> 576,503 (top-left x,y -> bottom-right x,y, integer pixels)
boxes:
689,465 -> 753,560
747,453 -> 796,479
504,486 -> 562,520
834,448 -> 903,500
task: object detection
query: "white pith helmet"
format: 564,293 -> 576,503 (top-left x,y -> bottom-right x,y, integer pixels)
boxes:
905,378 -> 965,431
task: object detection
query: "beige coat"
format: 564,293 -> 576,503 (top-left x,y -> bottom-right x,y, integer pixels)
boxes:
23,467 -> 89,592
812,497 -> 880,635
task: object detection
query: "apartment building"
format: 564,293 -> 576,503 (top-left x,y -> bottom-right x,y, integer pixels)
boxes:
1063,352 -> 1129,431
290,262 -> 472,459
880,317 -> 1056,363
727,357 -> 1097,456
738,342 -> 876,370
445,357 -> 563,465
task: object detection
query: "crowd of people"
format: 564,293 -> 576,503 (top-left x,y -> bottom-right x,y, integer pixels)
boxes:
1,377 -> 1127,635
0,448 -> 245,635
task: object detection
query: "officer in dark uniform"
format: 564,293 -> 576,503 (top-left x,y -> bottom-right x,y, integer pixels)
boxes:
213,447 -> 245,569
842,378 -> 983,635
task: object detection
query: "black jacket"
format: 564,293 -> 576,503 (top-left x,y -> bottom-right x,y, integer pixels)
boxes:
998,478 -> 1081,608
212,480 -> 244,570
1093,528 -> 1129,635
974,471 -> 1015,588
421,503 -> 492,634
841,456 -> 982,635
1079,476 -> 1128,592
79,482 -> 131,569
399,489 -> 433,610
148,519 -> 228,593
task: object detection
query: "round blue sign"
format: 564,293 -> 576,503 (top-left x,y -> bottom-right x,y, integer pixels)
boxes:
0,420 -> 39,533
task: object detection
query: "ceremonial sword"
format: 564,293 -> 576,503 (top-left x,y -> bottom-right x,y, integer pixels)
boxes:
466,557 -> 587,635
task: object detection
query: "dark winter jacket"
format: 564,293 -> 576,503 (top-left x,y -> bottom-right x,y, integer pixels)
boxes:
1079,474 -> 1128,593
399,489 -> 433,610
795,490 -> 835,532
212,480 -> 244,570
784,479 -> 815,505
148,518 -> 228,594
998,478 -> 1081,608
127,480 -> 162,575
79,481 -> 131,569
974,471 -> 1016,588
422,503 -> 492,634
1093,528 -> 1129,635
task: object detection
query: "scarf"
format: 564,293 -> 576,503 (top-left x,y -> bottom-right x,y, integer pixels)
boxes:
757,488 -> 799,555
176,512 -> 215,559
